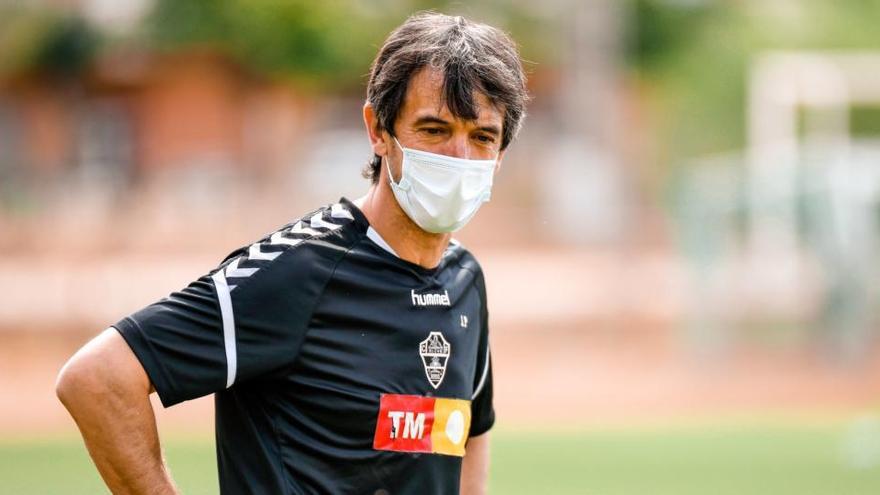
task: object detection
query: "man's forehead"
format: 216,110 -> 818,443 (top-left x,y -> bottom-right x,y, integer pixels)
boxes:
402,68 -> 503,126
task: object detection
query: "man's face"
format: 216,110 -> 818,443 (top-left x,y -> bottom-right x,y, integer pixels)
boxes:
380,68 -> 506,181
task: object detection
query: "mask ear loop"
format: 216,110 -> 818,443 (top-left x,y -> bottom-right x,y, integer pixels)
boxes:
386,136 -> 409,190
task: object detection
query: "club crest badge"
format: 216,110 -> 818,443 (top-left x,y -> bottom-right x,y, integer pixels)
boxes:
419,331 -> 451,389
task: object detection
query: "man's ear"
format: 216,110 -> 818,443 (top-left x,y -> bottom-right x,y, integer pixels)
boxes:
363,102 -> 388,158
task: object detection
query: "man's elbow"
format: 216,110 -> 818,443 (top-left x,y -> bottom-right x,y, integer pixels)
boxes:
56,328 -> 149,412
56,350 -> 103,412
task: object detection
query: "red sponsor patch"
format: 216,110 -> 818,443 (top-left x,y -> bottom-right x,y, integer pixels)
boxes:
373,394 -> 435,453
373,393 -> 472,456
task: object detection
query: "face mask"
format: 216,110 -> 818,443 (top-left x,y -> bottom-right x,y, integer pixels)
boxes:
387,137 -> 497,233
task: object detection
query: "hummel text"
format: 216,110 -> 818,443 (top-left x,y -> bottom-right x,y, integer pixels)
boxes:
411,289 -> 451,307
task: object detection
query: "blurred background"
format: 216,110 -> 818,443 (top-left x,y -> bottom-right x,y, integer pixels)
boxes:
1,0 -> 880,493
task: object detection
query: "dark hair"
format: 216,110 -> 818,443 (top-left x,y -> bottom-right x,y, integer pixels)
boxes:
363,11 -> 528,183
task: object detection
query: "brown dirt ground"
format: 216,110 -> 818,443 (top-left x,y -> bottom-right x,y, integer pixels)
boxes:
3,320 -> 879,439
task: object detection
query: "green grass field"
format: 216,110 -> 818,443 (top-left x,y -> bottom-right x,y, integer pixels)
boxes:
2,420 -> 879,494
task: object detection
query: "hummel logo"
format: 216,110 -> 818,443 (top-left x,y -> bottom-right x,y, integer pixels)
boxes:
411,289 -> 451,307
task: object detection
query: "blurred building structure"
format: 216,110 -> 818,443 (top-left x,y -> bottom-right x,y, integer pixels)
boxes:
677,51 -> 880,362
536,0 -> 631,244
0,48 -> 307,184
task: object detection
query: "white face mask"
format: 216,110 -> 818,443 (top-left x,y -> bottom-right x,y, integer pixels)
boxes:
387,137 -> 497,233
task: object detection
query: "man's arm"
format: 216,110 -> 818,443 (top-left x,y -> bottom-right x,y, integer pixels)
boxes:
55,328 -> 179,495
460,431 -> 491,495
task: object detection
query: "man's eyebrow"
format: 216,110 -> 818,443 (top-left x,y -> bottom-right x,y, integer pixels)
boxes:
412,115 -> 501,136
412,115 -> 450,127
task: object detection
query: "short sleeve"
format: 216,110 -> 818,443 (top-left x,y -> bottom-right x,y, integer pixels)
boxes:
115,240 -> 338,408
469,271 -> 495,436
114,273 -> 227,408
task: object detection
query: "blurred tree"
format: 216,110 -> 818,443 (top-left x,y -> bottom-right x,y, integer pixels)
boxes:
629,0 -> 880,168
0,7 -> 100,78
1,1 -> 555,92
144,0 -> 554,91
628,0 -> 713,73
145,0 -> 394,90
35,16 -> 101,77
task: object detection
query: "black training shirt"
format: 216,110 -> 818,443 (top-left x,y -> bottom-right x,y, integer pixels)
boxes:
114,198 -> 494,494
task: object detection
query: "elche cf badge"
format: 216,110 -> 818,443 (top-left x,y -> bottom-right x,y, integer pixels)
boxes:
419,331 -> 451,389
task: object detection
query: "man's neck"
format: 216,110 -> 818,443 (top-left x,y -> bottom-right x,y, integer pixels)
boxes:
354,184 -> 451,270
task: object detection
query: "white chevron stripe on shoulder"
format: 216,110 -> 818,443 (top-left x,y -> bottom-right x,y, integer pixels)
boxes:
248,242 -> 282,261
309,212 -> 342,231
224,257 -> 258,278
289,220 -> 322,237
222,204 -> 355,292
331,203 -> 354,220
270,231 -> 303,247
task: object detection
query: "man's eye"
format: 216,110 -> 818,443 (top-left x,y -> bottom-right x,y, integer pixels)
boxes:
475,134 -> 496,143
422,128 -> 443,135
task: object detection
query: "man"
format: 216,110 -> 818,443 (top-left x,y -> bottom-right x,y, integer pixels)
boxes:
56,11 -> 527,495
